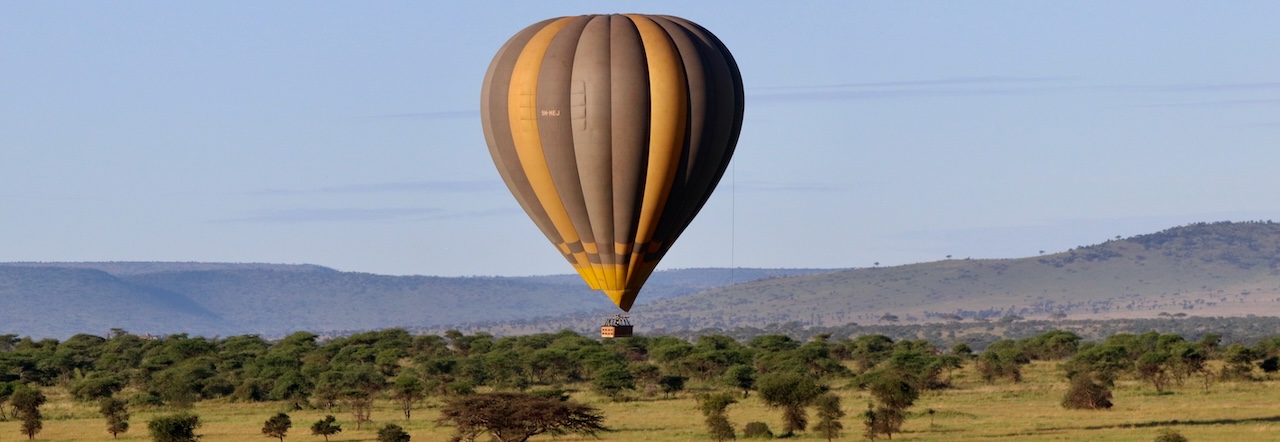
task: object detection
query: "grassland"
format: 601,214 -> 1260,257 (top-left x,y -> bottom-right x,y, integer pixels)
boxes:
3,360 -> 1275,441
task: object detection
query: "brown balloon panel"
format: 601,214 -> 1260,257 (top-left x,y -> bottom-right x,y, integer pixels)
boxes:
481,14 -> 744,311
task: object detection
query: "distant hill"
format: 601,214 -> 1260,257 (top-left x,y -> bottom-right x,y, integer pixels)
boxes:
0,261 -> 334,275
463,221 -> 1280,334
0,263 -> 832,338
7,221 -> 1280,339
0,266 -> 226,337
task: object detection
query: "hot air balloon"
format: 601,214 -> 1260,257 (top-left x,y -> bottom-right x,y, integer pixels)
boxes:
480,14 -> 744,318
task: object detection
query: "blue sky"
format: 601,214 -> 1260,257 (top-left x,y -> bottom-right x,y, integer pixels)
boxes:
3,2 -> 1278,277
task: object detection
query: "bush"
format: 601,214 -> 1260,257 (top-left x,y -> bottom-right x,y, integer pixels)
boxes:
742,421 -> 774,439
232,378 -> 267,402
592,365 -> 636,399
377,423 -> 411,442
128,392 -> 164,407
147,412 -> 201,442
1259,355 -> 1279,375
445,381 -> 474,396
1154,428 -> 1189,442
528,388 -> 569,401
1062,374 -> 1113,410
70,376 -> 123,401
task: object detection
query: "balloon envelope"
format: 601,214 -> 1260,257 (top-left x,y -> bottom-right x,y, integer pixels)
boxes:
480,14 -> 743,311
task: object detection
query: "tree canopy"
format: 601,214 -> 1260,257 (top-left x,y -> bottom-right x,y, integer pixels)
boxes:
436,392 -> 609,442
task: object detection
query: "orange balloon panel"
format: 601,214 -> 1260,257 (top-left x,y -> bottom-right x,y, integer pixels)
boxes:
480,14 -> 743,311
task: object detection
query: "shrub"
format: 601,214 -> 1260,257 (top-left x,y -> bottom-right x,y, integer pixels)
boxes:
1062,374 -> 1113,410
147,412 -> 201,442
1154,428 -> 1189,442
592,365 -> 636,400
70,376 -> 123,401
742,421 -> 773,439
1259,355 -> 1279,375
528,388 -> 569,401
128,392 -> 164,407
377,423 -> 411,442
445,381 -> 474,396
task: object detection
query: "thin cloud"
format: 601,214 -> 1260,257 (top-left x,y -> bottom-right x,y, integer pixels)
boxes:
246,180 -> 503,196
1126,81 -> 1280,94
1130,98 -> 1280,108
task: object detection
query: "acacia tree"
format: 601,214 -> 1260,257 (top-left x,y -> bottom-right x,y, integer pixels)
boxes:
863,370 -> 918,439
592,364 -> 636,400
1220,343 -> 1260,380
310,373 -> 342,412
1136,351 -> 1172,392
0,381 -> 14,421
333,365 -> 385,430
10,385 -> 45,440
262,412 -> 291,441
812,393 -> 844,442
343,390 -> 374,429
99,397 -> 130,438
658,375 -> 687,399
976,341 -> 1029,383
310,415 -> 342,442
862,403 -> 880,441
722,364 -> 755,398
390,375 -> 427,420
756,373 -> 826,436
437,392 -> 609,442
698,392 -> 737,441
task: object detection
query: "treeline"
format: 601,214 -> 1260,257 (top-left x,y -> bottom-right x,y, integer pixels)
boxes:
439,314 -> 1280,348
1,326 -> 1279,439
977,329 -> 1280,416
633,315 -> 1280,352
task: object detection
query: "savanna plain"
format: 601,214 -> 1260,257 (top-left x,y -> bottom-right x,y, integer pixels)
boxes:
3,360 -> 1276,441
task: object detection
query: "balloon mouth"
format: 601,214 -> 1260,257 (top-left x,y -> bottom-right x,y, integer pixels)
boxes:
603,289 -> 638,312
